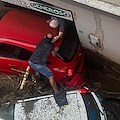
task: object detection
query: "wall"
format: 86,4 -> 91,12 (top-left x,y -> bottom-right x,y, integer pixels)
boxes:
42,0 -> 120,65
102,0 -> 120,6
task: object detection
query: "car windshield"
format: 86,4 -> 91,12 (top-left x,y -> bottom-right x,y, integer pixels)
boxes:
0,9 -> 10,21
57,23 -> 79,62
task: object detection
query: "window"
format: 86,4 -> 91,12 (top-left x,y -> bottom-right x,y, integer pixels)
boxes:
57,23 -> 79,62
18,47 -> 32,61
0,43 -> 32,61
0,9 -> 10,20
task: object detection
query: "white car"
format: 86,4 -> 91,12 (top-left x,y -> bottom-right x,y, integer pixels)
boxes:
0,89 -> 107,120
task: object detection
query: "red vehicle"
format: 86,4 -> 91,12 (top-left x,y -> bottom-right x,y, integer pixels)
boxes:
0,8 -> 85,87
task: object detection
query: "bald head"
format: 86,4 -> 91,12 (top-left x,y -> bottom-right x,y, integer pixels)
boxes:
46,32 -> 54,41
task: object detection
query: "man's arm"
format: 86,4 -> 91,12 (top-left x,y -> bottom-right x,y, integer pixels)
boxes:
52,17 -> 65,43
51,47 -> 59,57
51,32 -> 63,43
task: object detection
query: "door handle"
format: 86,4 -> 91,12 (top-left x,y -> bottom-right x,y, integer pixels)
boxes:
8,64 -> 17,67
11,68 -> 25,74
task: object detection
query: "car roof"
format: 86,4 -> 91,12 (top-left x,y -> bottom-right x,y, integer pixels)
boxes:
14,90 -> 105,120
0,8 -> 58,44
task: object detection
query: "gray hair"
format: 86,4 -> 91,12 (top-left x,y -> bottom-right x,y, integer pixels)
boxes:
49,19 -> 59,28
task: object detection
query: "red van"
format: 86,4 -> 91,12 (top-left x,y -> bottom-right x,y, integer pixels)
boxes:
0,8 -> 85,87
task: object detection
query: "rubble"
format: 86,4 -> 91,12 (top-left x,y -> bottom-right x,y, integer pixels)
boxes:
0,73 -> 71,107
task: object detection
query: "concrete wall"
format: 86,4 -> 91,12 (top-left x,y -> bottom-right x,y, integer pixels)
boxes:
102,0 -> 120,6
43,0 -> 120,65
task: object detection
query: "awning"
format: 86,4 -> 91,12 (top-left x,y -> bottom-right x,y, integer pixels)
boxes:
1,0 -> 73,21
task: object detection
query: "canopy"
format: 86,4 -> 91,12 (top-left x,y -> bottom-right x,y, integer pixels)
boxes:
1,0 -> 73,21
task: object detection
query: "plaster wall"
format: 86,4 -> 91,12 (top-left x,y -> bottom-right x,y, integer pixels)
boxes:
102,0 -> 120,6
43,0 -> 120,64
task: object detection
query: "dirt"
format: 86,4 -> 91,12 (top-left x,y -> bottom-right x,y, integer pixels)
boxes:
0,73 -> 71,107
83,49 -> 120,93
0,74 -> 53,106
82,49 -> 120,120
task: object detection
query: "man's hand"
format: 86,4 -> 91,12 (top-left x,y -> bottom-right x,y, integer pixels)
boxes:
51,36 -> 58,43
51,32 -> 63,43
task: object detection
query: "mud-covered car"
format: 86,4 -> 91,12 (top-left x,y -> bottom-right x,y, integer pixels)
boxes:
0,89 -> 107,120
0,8 -> 85,87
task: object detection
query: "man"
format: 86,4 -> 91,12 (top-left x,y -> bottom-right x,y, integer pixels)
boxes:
47,16 -> 65,43
28,32 -> 58,93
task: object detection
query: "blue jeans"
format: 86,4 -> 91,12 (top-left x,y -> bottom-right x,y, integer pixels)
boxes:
28,60 -> 53,79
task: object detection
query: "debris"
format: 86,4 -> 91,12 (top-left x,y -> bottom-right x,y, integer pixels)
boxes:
6,75 -> 12,80
20,66 -> 30,90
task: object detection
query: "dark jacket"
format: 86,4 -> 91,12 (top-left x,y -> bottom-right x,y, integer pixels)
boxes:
29,38 -> 53,65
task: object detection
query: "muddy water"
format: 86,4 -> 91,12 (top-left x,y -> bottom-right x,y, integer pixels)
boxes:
83,49 -> 120,120
83,49 -> 120,93
83,59 -> 120,93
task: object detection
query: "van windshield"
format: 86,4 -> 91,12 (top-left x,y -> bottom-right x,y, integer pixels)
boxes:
57,24 -> 79,62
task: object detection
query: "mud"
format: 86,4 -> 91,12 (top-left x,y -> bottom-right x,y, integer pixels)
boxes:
83,49 -> 120,120
0,74 -> 52,106
0,73 -> 70,107
83,48 -> 120,93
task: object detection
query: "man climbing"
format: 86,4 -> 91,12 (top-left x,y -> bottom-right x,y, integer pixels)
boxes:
28,32 -> 68,107
28,32 -> 58,93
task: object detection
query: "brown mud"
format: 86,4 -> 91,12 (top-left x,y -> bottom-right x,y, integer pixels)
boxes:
0,74 -> 52,106
0,73 -> 70,107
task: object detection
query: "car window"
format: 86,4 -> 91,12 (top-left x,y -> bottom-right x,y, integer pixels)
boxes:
0,43 -> 19,58
57,23 -> 79,62
17,47 -> 32,61
0,9 -> 10,21
0,43 -> 32,61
